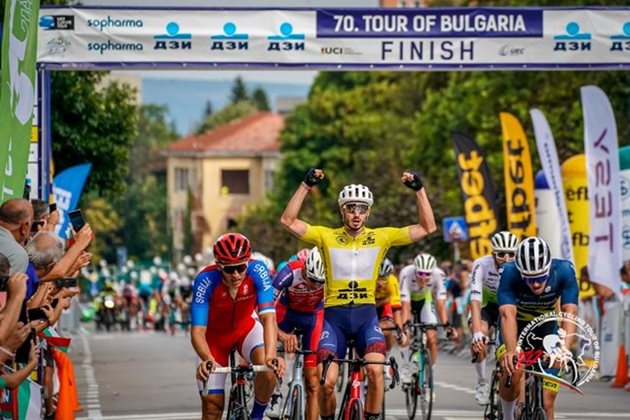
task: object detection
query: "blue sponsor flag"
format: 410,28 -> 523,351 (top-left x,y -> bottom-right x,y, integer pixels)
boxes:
52,163 -> 91,239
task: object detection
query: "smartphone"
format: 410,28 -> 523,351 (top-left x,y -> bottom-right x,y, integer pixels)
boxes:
50,298 -> 60,308
68,209 -> 86,232
55,278 -> 78,288
27,307 -> 48,321
49,203 -> 57,213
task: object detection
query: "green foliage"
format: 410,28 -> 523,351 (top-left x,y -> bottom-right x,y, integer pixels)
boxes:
230,76 -> 249,104
239,66 -> 630,263
252,87 -> 270,111
51,71 -> 138,197
195,100 -> 258,134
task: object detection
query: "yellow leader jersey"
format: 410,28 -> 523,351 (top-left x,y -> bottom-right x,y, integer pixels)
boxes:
299,225 -> 413,308
375,274 -> 402,309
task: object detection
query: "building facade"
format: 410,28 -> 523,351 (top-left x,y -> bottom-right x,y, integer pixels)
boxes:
165,112 -> 283,260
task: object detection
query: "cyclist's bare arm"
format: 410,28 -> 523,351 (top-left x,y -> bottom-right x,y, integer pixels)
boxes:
470,300 -> 483,335
560,303 -> 578,348
435,296 -> 448,325
407,186 -> 437,242
401,300 -> 412,325
191,326 -> 212,361
280,183 -> 312,238
260,312 -> 279,359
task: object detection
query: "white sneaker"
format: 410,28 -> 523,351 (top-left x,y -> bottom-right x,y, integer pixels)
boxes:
474,379 -> 490,406
266,392 -> 282,419
400,362 -> 414,384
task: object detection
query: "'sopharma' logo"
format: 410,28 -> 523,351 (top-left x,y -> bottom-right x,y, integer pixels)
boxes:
39,15 -> 75,30
517,311 -> 599,387
87,16 -> 143,31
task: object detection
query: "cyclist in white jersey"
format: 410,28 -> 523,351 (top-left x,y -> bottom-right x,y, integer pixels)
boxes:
469,231 -> 519,405
399,253 -> 456,382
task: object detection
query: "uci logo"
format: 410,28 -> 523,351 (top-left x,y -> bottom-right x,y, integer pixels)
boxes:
621,176 -> 630,200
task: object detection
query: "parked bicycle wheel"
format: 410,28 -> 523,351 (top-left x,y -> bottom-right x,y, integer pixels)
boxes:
418,349 -> 433,420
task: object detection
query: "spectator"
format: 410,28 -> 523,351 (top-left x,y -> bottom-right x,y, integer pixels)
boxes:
0,254 -> 28,344
25,232 -> 65,303
30,199 -> 50,238
0,198 -> 34,274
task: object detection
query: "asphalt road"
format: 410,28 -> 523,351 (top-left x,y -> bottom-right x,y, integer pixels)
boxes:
70,327 -> 630,420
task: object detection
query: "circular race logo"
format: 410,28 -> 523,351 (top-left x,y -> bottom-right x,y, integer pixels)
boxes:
517,311 -> 600,387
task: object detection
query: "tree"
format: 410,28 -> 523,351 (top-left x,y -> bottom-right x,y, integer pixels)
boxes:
195,100 -> 258,134
203,100 -> 214,118
252,87 -> 270,111
230,76 -> 249,104
51,71 -> 138,198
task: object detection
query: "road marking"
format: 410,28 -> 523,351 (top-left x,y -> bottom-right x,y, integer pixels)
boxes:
434,380 -> 475,395
80,330 -> 103,420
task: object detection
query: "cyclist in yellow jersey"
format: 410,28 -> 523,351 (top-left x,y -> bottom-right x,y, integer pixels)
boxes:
280,168 -> 436,420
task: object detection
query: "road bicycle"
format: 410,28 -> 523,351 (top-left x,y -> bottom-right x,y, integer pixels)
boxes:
203,351 -> 271,420
279,330 -> 315,420
320,351 -> 398,420
403,322 -> 449,420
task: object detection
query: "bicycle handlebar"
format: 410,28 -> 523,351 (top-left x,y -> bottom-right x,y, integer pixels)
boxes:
319,354 -> 399,387
212,365 -> 271,374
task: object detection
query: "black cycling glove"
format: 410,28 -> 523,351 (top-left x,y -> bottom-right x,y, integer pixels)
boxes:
404,171 -> 424,191
303,168 -> 322,187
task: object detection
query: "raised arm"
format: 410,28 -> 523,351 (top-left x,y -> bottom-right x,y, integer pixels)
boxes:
280,169 -> 324,238
400,172 -> 437,242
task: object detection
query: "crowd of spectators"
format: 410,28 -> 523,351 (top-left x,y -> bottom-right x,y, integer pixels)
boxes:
0,197 -> 93,418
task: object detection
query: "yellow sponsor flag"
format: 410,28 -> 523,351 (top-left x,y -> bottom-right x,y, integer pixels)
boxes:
561,154 -> 595,299
500,112 -> 537,239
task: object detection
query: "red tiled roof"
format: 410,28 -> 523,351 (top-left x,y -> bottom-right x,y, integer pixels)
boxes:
167,112 -> 283,153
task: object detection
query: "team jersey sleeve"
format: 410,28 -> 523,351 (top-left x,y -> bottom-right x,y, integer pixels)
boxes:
190,271 -> 215,327
399,265 -> 414,302
469,258 -> 484,303
497,263 -> 518,307
250,261 -> 276,315
299,224 -> 324,246
381,227 -> 413,247
388,274 -> 402,308
273,263 -> 295,290
432,268 -> 447,301
558,261 -> 579,306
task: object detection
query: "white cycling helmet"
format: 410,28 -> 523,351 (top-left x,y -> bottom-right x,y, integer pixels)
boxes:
379,258 -> 394,277
251,252 -> 275,272
414,253 -> 436,273
515,237 -> 551,277
491,231 -> 519,253
338,184 -> 373,207
305,247 -> 325,283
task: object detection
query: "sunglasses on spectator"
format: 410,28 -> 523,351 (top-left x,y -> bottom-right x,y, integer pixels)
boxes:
416,271 -> 432,278
523,273 -> 549,285
344,203 -> 370,214
494,251 -> 516,259
220,263 -> 248,274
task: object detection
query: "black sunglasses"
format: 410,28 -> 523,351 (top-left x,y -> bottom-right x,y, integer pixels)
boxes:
494,251 -> 516,259
344,203 -> 369,214
220,263 -> 247,274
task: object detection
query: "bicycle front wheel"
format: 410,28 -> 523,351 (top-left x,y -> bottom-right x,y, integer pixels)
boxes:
533,407 -> 547,420
289,386 -> 303,420
419,350 -> 433,420
405,376 -> 418,420
347,399 -> 363,420
485,369 -> 502,420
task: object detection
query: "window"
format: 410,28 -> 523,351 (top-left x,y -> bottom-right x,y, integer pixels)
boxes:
174,168 -> 189,192
221,170 -> 249,194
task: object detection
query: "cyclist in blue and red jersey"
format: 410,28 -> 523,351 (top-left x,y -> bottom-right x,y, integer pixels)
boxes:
272,246 -> 326,420
191,233 -> 285,420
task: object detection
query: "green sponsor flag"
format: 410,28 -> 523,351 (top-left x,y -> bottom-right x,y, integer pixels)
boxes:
0,0 -> 41,200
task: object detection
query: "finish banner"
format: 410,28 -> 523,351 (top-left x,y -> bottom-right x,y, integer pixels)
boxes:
37,7 -> 630,70
562,155 -> 594,299
452,131 -> 499,260
582,86 -> 622,296
530,108 -> 574,264
500,112 -> 536,240
0,0 -> 41,200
